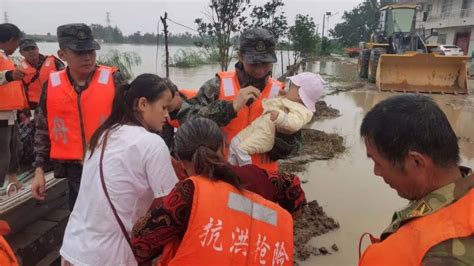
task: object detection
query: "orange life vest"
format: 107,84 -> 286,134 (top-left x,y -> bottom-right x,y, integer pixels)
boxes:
0,52 -> 28,111
20,55 -> 59,104
0,221 -> 19,266
46,65 -> 117,161
167,89 -> 198,128
159,175 -> 293,266
359,176 -> 474,266
218,72 -> 284,172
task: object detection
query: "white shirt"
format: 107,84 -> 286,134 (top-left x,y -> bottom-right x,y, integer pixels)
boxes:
60,125 -> 178,265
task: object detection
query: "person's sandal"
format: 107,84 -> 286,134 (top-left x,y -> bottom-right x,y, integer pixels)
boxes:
7,182 -> 23,197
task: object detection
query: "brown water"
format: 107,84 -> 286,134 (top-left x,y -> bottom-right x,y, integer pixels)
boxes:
297,88 -> 474,265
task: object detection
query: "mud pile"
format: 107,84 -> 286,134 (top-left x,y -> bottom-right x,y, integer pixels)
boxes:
313,101 -> 340,121
293,200 -> 340,262
279,129 -> 345,173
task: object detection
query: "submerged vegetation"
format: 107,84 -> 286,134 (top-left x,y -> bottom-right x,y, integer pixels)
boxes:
97,50 -> 142,80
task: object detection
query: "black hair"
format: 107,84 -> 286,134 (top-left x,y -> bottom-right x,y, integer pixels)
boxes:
89,73 -> 175,154
360,94 -> 460,168
0,23 -> 22,43
174,118 -> 241,189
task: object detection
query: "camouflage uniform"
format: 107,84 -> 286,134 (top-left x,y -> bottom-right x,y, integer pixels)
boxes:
175,63 -> 301,160
380,166 -> 474,265
176,29 -> 301,160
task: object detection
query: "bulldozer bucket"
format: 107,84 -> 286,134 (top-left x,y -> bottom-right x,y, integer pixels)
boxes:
376,53 -> 469,94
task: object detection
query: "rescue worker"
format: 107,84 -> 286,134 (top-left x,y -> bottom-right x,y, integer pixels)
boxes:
31,23 -> 126,210
19,39 -> 64,109
177,28 -> 300,172
0,220 -> 19,266
0,23 -> 28,194
131,118 -> 294,265
359,94 -> 474,265
161,85 -> 197,152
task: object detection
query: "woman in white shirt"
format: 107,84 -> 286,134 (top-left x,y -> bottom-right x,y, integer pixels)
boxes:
60,74 -> 179,265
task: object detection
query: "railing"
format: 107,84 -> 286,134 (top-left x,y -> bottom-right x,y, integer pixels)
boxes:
427,7 -> 474,22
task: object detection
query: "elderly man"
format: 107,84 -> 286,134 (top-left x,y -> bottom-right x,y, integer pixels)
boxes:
359,94 -> 473,265
176,28 -> 300,172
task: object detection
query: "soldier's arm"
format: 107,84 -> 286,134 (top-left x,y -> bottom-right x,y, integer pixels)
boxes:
422,236 -> 474,266
268,131 -> 302,161
160,122 -> 175,153
177,77 -> 237,126
33,82 -> 51,170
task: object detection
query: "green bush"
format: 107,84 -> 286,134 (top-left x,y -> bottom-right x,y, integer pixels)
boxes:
97,49 -> 142,80
170,48 -> 220,68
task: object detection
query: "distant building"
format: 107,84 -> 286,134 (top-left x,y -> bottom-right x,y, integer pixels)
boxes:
419,0 -> 474,56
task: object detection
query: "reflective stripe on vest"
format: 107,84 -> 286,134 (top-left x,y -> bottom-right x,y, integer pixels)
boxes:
46,65 -> 116,160
359,177 -> 474,266
21,56 -> 59,103
227,192 -> 277,226
160,175 -> 293,266
0,52 -> 28,111
217,71 -> 284,172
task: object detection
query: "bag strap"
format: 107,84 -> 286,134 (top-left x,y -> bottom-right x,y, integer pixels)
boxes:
99,130 -> 132,247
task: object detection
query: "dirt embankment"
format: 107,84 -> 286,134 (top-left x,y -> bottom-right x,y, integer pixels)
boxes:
293,200 -> 340,263
279,129 -> 345,174
312,101 -> 340,121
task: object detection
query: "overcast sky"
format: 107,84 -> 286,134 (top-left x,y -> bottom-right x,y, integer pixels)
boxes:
1,0 -> 362,36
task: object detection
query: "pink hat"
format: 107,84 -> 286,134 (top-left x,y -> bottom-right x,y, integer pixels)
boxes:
288,72 -> 327,112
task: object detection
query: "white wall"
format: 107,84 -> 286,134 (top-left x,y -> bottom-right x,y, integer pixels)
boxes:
419,0 -> 474,55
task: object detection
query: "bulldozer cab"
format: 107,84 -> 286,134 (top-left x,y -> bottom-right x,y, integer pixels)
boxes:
358,4 -> 469,94
379,5 -> 416,36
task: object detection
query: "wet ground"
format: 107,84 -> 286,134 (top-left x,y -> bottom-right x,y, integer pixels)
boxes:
294,200 -> 340,264
292,58 -> 474,265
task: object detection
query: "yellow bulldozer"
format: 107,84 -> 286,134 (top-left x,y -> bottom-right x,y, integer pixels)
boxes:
358,4 -> 469,94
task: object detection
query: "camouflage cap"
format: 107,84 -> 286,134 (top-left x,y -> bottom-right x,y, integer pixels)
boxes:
239,28 -> 277,64
57,23 -> 100,51
19,39 -> 38,51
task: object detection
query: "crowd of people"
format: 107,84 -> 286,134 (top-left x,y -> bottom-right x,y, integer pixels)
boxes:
0,21 -> 472,266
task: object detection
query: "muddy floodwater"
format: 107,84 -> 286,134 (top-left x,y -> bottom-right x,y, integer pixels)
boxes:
297,87 -> 474,265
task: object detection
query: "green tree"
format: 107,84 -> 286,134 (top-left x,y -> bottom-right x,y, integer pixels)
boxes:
195,0 -> 250,71
288,14 -> 319,64
247,0 -> 288,42
329,0 -> 393,47
97,50 -> 142,80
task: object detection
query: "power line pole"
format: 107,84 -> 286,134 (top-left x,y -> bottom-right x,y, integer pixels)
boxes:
106,12 -> 111,27
322,12 -> 331,39
105,12 -> 112,43
160,12 -> 170,78
3,12 -> 9,23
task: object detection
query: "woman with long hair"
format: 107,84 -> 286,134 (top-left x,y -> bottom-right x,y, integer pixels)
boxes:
60,74 -> 179,265
132,118 -> 294,266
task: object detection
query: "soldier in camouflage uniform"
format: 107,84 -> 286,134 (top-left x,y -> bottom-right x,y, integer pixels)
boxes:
31,24 -> 127,210
359,94 -> 474,265
174,28 -> 301,163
